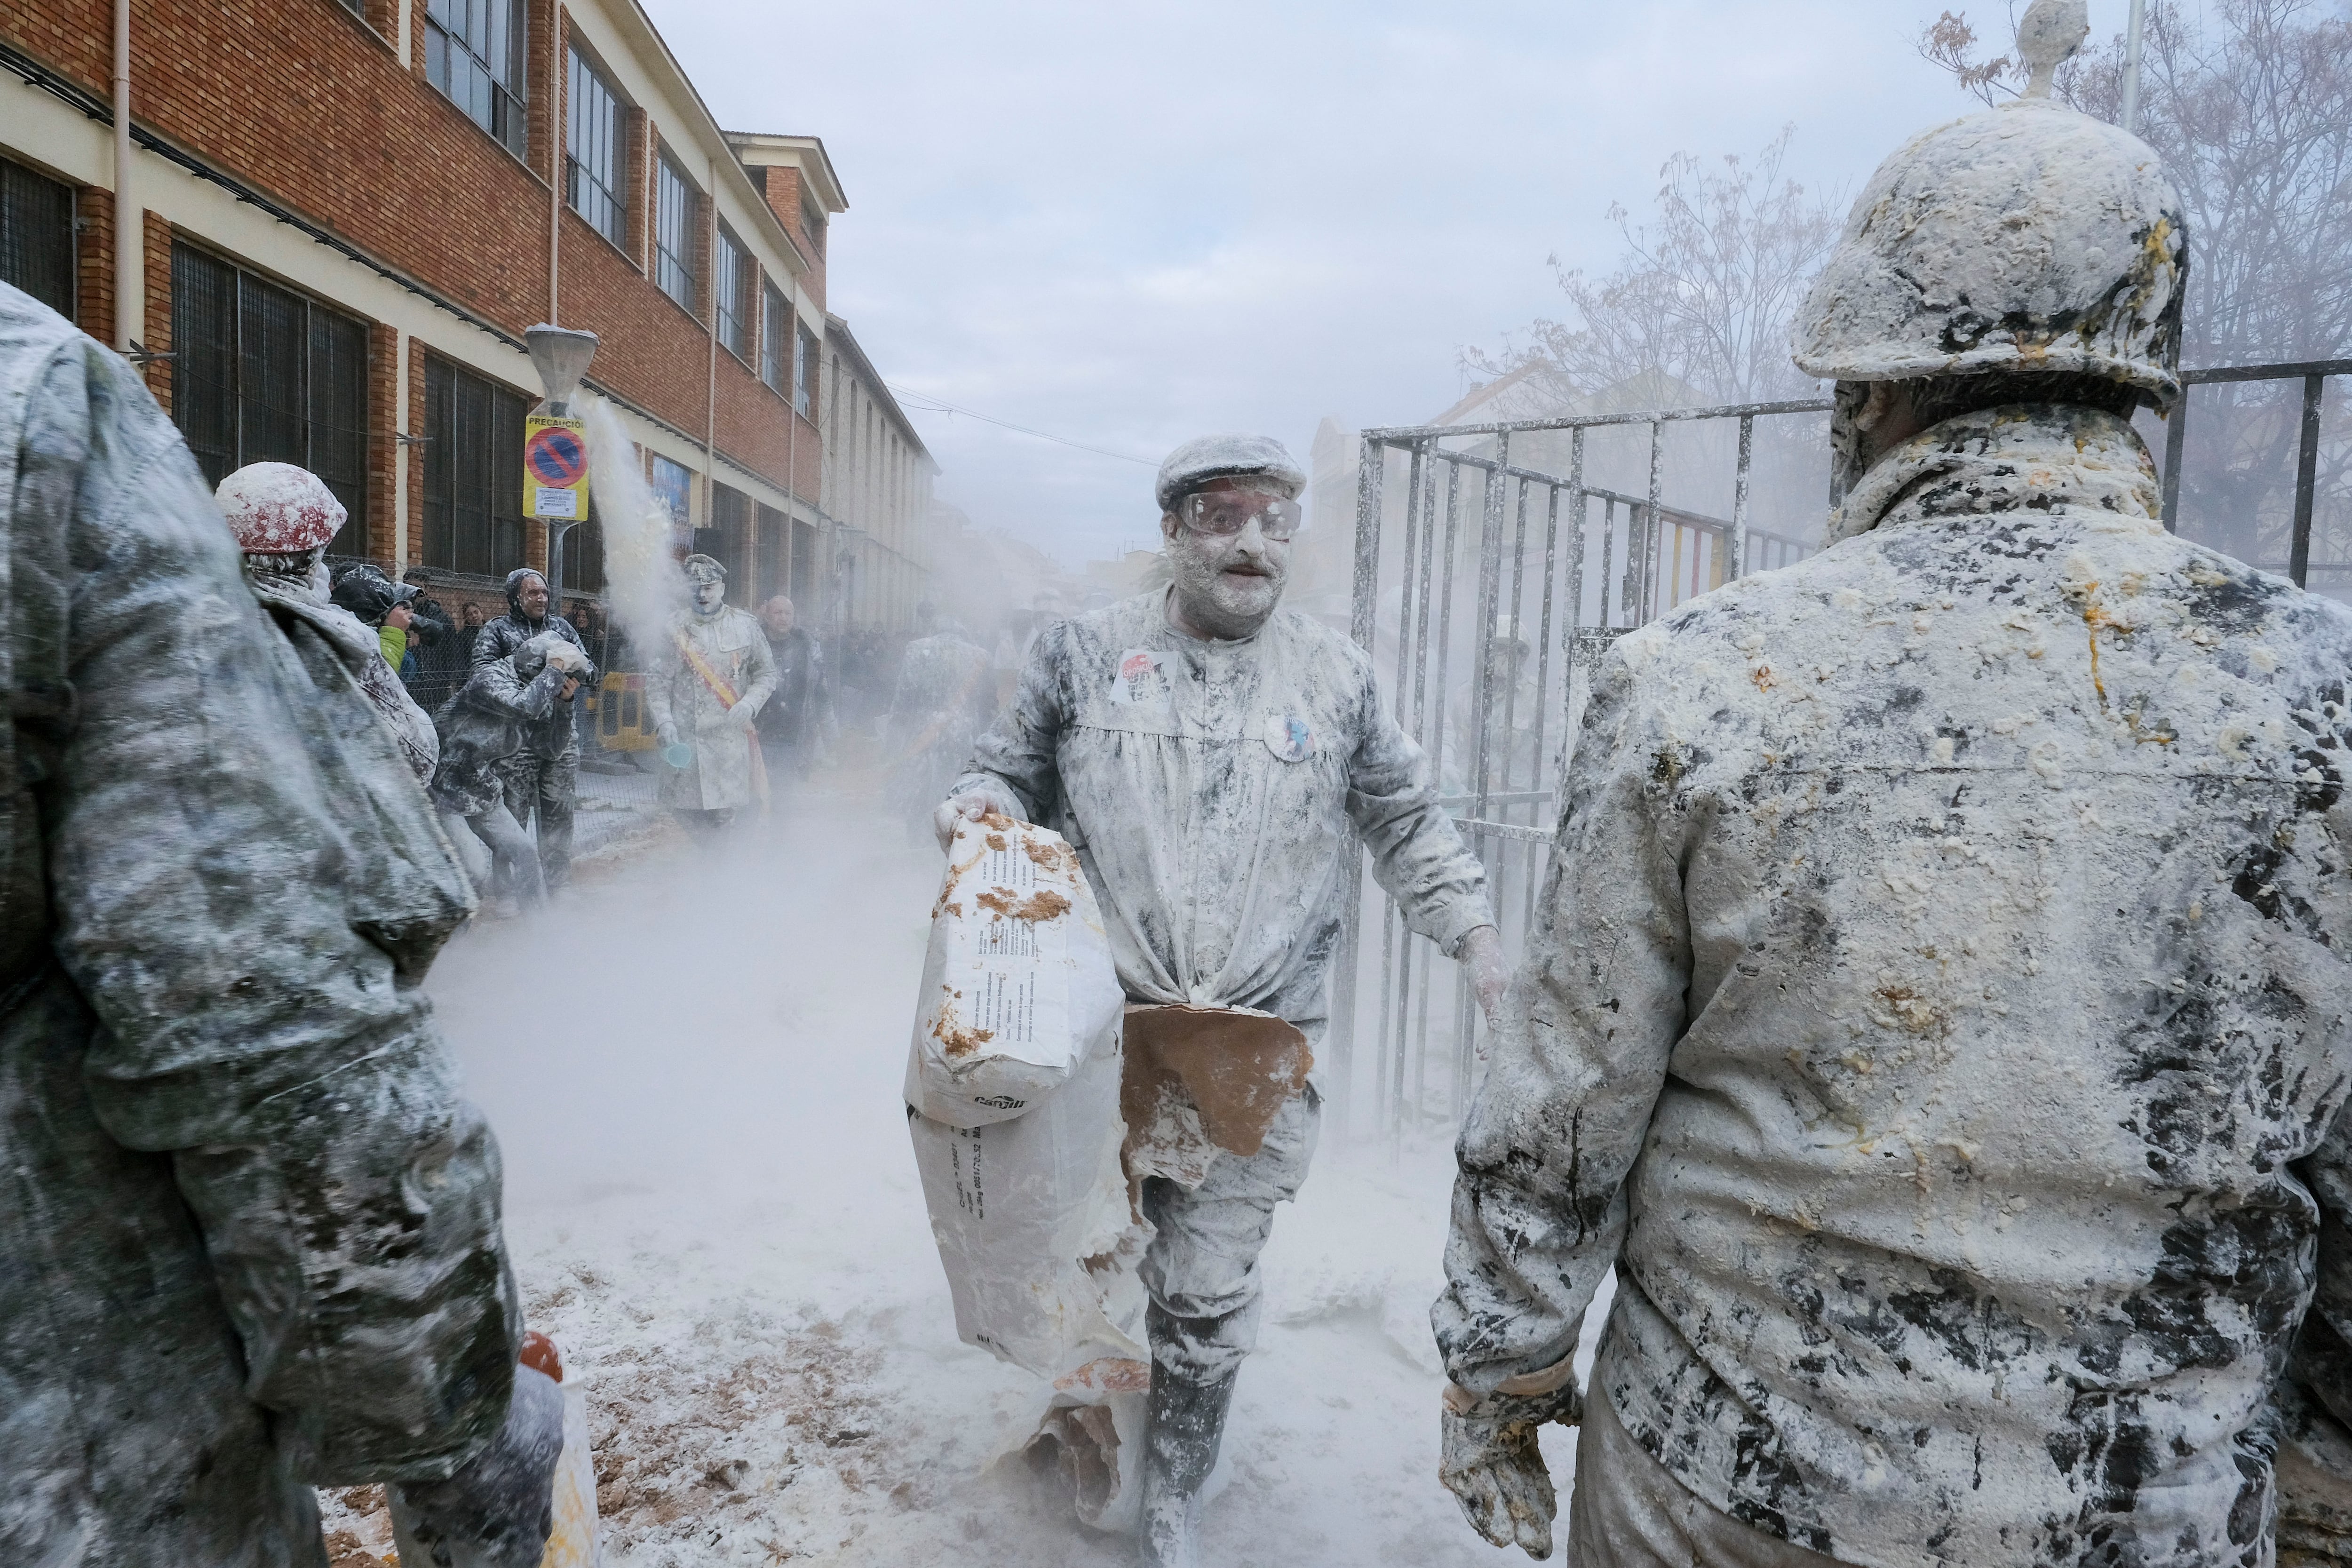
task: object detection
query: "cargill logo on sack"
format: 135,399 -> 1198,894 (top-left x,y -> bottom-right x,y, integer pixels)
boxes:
1264,713 -> 1313,761
524,416 -> 590,520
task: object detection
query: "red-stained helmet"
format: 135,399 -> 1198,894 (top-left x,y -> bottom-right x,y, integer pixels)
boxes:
215,462 -> 346,554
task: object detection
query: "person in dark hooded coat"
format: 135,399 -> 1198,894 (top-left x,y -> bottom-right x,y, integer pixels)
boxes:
431,630 -> 587,907
472,566 -> 599,891
0,283 -> 560,1564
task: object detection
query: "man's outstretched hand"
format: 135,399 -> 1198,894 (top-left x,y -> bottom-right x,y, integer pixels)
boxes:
1461,924 -> 1509,1034
930,781 -> 1025,852
1438,1380 -> 1580,1560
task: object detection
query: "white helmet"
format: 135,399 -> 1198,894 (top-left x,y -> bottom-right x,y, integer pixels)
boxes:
1791,98 -> 2188,408
216,462 -> 346,554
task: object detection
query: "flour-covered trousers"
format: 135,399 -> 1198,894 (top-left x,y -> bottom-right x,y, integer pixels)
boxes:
495,741 -> 578,889
1569,1390 -> 1846,1568
2279,1374 -> 2352,1566
458,800 -> 544,905
1136,1088 -> 1320,1384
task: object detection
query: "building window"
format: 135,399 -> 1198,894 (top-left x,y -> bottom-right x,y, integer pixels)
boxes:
714,224 -> 752,363
794,322 -> 818,418
761,281 -> 790,395
566,47 -> 626,249
421,354 -> 529,578
650,452 -> 693,535
425,0 -> 527,159
654,155 -> 698,312
754,500 -> 787,604
561,496 -> 605,593
171,242 -> 369,556
704,482 -> 748,586
790,516 -> 815,607
1,158 -> 75,322
802,199 -> 826,259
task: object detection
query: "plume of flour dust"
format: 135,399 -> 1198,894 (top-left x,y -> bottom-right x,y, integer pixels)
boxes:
584,398 -> 685,654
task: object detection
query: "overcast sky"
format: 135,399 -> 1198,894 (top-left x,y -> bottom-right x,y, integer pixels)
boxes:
648,0 -> 2012,567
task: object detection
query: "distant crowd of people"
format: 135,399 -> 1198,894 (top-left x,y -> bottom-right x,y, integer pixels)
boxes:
299,548 -> 1036,863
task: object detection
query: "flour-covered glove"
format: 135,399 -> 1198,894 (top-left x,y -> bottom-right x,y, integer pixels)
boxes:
389,1364 -> 564,1568
1459,924 -> 1509,1034
1439,1380 -> 1580,1560
930,779 -> 1025,853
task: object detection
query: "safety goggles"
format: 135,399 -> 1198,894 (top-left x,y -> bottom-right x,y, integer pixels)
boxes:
1176,490 -> 1304,541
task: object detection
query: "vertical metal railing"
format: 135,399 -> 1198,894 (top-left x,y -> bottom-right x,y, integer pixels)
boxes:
1338,358 -> 2346,1144
1341,395 -> 1831,1143
2161,358 -> 2350,588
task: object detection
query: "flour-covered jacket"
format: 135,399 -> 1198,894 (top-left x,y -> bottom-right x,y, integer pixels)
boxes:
958,591 -> 1494,1064
247,561 -> 440,783
473,606 -> 597,756
645,604 -> 778,812
432,653 -> 573,819
0,286 -> 512,1565
1437,404 -> 2352,1568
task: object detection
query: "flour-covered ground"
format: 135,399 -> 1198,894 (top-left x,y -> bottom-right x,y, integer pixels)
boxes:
335,785 -> 1598,1566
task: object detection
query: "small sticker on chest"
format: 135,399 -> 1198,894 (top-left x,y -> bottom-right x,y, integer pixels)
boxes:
1263,713 -> 1314,761
1110,649 -> 1172,708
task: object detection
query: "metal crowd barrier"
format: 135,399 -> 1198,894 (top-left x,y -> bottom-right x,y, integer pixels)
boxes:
1329,358 -> 2346,1146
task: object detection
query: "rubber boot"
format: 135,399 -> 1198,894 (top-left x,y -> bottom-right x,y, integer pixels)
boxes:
1139,1361 -> 1238,1568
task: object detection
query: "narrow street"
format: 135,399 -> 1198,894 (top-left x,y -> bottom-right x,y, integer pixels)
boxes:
409,786 -> 1567,1566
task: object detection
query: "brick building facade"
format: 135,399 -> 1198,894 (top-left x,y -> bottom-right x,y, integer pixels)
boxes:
0,0 -> 938,634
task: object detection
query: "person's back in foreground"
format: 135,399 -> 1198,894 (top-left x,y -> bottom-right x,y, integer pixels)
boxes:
0,282 -> 559,1565
1434,11 -> 2352,1567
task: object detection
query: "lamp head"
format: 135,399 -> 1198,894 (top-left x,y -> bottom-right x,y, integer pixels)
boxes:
524,324 -> 600,415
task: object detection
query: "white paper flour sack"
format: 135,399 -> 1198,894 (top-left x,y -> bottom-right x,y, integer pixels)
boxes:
905,815 -> 1123,1128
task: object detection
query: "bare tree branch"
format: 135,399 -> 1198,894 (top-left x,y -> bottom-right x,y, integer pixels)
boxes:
1465,126 -> 1843,412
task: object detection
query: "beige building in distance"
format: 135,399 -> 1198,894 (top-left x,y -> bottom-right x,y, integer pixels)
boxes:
822,314 -> 940,634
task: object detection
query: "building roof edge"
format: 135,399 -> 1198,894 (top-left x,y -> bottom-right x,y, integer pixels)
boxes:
822,314 -> 937,469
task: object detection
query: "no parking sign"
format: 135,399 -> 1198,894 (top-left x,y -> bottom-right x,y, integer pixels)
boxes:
524,416 -> 590,520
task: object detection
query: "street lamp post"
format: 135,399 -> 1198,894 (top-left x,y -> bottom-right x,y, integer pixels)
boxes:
525,324 -> 600,605
2121,0 -> 2148,135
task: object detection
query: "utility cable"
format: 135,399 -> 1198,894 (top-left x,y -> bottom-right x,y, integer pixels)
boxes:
883,383 -> 1156,466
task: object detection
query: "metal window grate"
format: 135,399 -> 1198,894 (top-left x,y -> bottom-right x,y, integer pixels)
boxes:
655,156 -> 697,311
422,354 -> 528,579
715,224 -> 751,362
170,242 -> 370,555
561,493 -> 605,592
0,157 -> 75,321
705,482 -> 749,586
309,308 -> 368,538
239,277 -> 309,469
425,0 -> 527,157
789,517 -> 815,606
754,501 -> 788,603
761,281 -> 789,394
171,246 -> 238,486
566,48 -> 626,247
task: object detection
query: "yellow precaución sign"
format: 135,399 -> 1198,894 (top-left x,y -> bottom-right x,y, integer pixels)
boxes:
523,416 -> 590,520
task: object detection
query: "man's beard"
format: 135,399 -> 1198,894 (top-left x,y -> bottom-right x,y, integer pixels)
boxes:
1167,535 -> 1286,638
